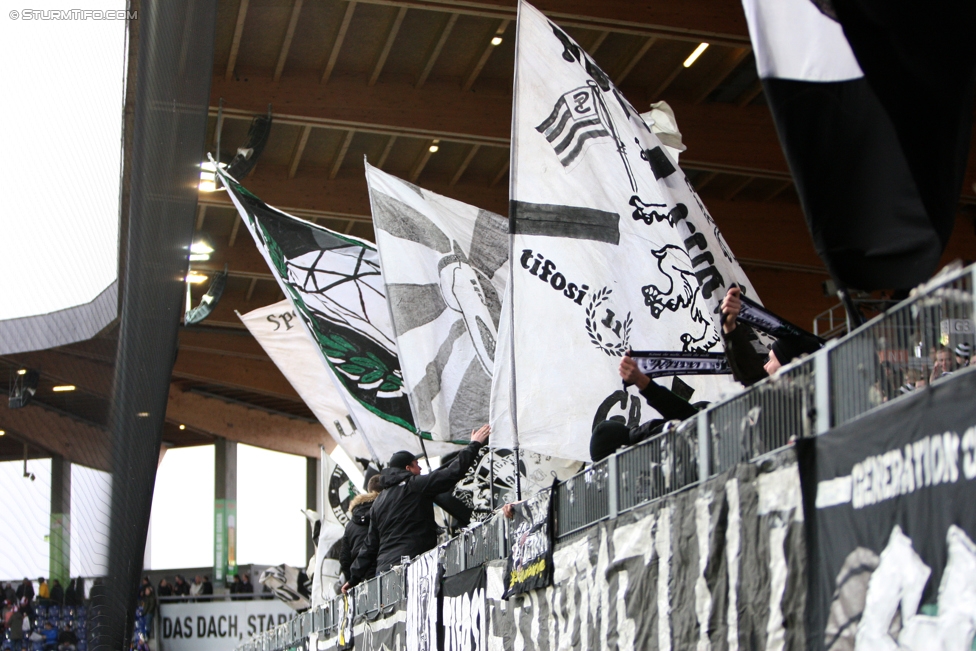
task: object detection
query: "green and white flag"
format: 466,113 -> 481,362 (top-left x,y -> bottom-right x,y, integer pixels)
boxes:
219,169 -> 461,459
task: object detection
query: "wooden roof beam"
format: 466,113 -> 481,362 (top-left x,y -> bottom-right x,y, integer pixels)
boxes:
416,13 -> 458,88
349,0 -> 750,46
614,37 -> 656,86
370,6 -> 408,87
375,135 -> 397,169
410,141 -> 437,181
330,130 -> 356,179
289,124 -> 313,179
273,0 -> 304,82
225,0 -> 250,81
463,19 -> 510,92
737,79 -> 764,107
694,46 -> 751,104
322,0 -> 357,85
166,387 -> 335,459
451,144 -> 480,186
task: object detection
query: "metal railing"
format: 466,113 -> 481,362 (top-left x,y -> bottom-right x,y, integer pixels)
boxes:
239,264 -> 976,651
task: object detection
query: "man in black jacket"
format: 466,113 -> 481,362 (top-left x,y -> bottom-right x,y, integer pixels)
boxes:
343,425 -> 490,591
339,475 -> 382,582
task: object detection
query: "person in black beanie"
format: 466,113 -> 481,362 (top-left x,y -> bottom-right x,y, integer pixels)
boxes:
721,286 -> 822,382
590,355 -> 702,462
342,425 -> 490,591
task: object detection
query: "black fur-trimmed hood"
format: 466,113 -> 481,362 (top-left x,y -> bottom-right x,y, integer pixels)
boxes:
348,491 -> 378,525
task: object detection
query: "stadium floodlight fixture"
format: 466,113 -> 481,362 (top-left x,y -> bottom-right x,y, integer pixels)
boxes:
0,430 -> 5,436
491,36 -> 503,46
186,271 -> 209,284
683,42 -> 709,68
429,139 -> 440,153
179,424 -> 186,430
199,160 -> 227,193
52,385 -> 76,392
17,369 -> 26,375
190,241 -> 214,262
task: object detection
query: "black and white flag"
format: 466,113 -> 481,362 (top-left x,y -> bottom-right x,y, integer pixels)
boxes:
740,0 -> 970,290
406,550 -> 440,651
492,1 -> 760,461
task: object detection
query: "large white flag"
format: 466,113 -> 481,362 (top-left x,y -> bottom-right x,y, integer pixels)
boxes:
238,300 -> 446,465
493,1 -> 762,461
219,169 -> 461,462
366,163 -> 509,443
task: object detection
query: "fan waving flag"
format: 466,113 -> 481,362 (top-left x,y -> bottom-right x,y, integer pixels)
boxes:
492,1 -> 761,461
366,163 -> 509,443
219,168 -> 460,459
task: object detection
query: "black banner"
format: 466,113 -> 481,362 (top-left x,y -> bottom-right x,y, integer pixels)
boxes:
440,568 -> 486,651
629,350 -> 730,378
800,370 -> 976,651
503,490 -> 554,599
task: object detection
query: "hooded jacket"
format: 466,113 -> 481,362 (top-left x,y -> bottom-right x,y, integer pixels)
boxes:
339,492 -> 378,581
349,441 -> 483,584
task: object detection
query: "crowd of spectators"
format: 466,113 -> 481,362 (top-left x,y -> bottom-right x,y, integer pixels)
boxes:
1,578 -> 88,651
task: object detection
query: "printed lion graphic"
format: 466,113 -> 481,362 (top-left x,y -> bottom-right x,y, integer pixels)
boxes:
641,244 -> 719,353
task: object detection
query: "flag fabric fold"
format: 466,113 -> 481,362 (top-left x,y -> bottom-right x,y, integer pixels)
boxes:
219,168 -> 461,460
492,1 -> 758,461
366,163 -> 509,444
740,0 -> 971,290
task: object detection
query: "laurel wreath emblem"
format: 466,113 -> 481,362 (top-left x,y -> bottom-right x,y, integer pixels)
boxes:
584,287 -> 632,356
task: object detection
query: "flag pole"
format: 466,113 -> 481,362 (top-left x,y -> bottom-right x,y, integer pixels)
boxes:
418,435 -> 432,472
510,3 -> 523,502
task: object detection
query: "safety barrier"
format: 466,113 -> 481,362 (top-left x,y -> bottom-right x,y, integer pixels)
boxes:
238,263 -> 976,651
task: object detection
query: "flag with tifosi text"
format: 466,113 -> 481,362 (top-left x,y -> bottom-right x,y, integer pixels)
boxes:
219,168 -> 460,460
366,164 -> 508,444
799,371 -> 976,651
503,488 -> 554,599
441,567 -> 487,651
492,1 -> 758,461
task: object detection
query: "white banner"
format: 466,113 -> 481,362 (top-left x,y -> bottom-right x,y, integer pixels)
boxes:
310,450 -> 359,607
159,599 -> 293,651
492,1 -> 760,461
220,169 -> 461,463
367,163 -> 508,444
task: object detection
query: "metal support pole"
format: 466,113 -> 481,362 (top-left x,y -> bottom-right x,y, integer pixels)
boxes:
815,344 -> 832,435
697,411 -> 709,483
606,453 -> 618,520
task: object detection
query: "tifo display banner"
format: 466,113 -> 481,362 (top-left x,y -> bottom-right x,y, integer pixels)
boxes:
441,567 -> 487,651
366,163 -> 508,444
351,602 -> 406,651
219,168 -> 460,458
493,0 -> 758,461
311,453 -> 360,607
799,370 -> 976,651
407,550 -> 440,651
503,489 -> 554,599
160,599 -> 294,651
485,450 -> 805,651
